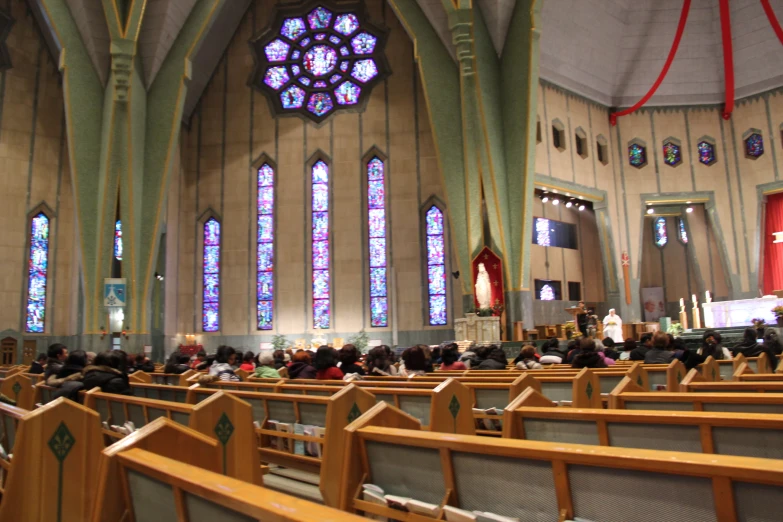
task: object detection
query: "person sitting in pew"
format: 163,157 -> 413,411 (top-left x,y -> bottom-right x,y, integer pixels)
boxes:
618,338 -> 636,361
288,349 -> 317,379
437,343 -> 466,371
315,345 -> 345,380
164,353 -> 192,374
629,333 -> 652,361
686,331 -> 731,370
515,339 -> 551,365
272,350 -> 287,370
475,346 -> 508,370
593,339 -> 616,366
83,351 -> 132,395
29,352 -> 47,374
763,330 -> 782,371
644,332 -> 675,364
253,351 -> 282,379
731,327 -> 779,368
239,351 -> 257,372
399,345 -> 428,377
52,349 -> 88,401
208,346 -> 241,382
515,345 -> 543,370
367,345 -> 400,375
130,354 -> 155,374
44,343 -> 68,386
339,344 -> 366,376
572,338 -> 607,368
565,339 -> 581,364
190,350 -> 208,370
601,338 -> 620,360
540,340 -> 567,364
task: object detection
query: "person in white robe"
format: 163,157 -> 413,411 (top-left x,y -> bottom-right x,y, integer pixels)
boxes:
602,309 -> 624,343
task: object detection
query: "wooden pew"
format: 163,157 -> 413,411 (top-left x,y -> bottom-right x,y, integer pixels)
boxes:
339,401 -> 783,521
0,398 -> 103,521
131,382 -> 190,402
610,376 -> 783,413
102,447 -> 366,521
503,388 -> 783,459
0,372 -> 34,410
135,369 -> 196,386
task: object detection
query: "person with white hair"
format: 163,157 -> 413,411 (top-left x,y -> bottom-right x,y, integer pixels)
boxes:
602,309 -> 624,343
253,351 -> 281,379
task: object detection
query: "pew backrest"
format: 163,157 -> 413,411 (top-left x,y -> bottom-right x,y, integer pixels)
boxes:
83,388 -> 194,429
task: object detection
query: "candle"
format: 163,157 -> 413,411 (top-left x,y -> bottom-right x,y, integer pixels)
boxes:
680,298 -> 684,307
692,294 -> 697,304
705,290 -> 711,300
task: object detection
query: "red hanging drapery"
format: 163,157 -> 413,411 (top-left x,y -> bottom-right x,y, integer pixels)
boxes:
763,193 -> 783,295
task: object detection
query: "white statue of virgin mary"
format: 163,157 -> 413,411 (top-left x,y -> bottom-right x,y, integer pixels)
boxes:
475,263 -> 493,309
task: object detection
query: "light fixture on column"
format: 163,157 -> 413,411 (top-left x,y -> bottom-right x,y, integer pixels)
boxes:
541,193 -> 549,203
565,199 -> 573,208
552,198 -> 560,206
578,204 -> 585,211
647,208 -> 655,215
685,206 -> 694,213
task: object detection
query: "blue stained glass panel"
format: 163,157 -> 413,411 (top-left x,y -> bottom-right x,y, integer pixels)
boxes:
258,243 -> 274,271
334,81 -> 360,105
314,33 -> 327,41
258,272 -> 274,301
663,142 -> 681,166
330,74 -> 342,84
114,220 -> 122,261
540,285 -> 555,301
351,32 -> 376,54
313,270 -> 330,299
368,208 -> 385,238
313,240 -> 329,269
258,300 -> 274,330
351,59 -> 378,83
340,46 -> 350,56
370,267 -> 386,297
371,297 -> 388,327
340,61 -> 349,72
313,300 -> 330,329
746,133 -> 764,158
307,7 -> 332,30
697,141 -> 715,165
368,180 -> 384,208
369,237 -> 386,267
426,207 -> 443,235
26,213 -> 49,333
678,218 -> 688,244
307,92 -> 333,116
428,264 -> 446,295
281,18 -> 306,41
300,37 -> 311,47
264,39 -> 290,62
312,160 -> 329,183
368,157 -> 384,180
258,186 -> 274,214
281,85 -> 305,109
203,218 -> 220,332
314,80 -> 327,88
329,35 -> 341,45
334,13 -> 359,35
312,212 -> 329,240
628,144 -> 646,167
299,77 -> 311,86
264,66 -> 290,90
429,294 -> 447,326
653,216 -> 668,247
258,215 -> 274,242
427,235 -> 445,265
313,183 -> 329,211
259,164 -> 274,186
292,52 -> 301,62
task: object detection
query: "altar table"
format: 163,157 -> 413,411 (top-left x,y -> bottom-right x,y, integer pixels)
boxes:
702,297 -> 783,328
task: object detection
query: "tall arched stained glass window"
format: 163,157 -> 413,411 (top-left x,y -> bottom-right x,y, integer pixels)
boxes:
203,218 -> 220,332
367,156 -> 387,327
257,163 -> 275,330
312,160 -> 331,329
26,213 -> 49,333
426,206 -> 447,326
653,216 -> 668,248
114,220 -> 122,261
677,217 -> 688,244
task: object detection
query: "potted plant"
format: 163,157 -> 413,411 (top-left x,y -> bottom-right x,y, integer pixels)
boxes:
348,329 -> 370,354
667,323 -> 684,336
476,307 -> 493,317
773,306 -> 783,327
271,334 -> 289,352
564,322 -> 576,339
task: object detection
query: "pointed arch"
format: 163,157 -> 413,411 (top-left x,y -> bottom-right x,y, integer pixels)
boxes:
25,203 -> 55,334
308,151 -> 333,330
363,146 -> 389,327
421,196 -> 449,326
254,154 -> 277,331
199,208 -> 222,333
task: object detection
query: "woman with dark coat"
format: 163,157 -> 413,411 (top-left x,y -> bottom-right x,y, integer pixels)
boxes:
164,353 -> 191,374
83,351 -> 132,395
51,350 -> 88,401
475,346 -> 508,370
571,338 -> 607,369
288,350 -> 318,379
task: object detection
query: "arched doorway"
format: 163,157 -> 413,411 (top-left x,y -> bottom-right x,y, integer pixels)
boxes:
1,337 -> 17,365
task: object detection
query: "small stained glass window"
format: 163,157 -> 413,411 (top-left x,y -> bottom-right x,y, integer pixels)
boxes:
653,216 -> 668,248
540,284 -> 555,301
629,143 -> 646,168
367,157 -> 388,327
677,217 -> 688,244
203,218 -> 220,332
426,206 -> 447,326
745,133 -> 764,158
114,220 -> 122,261
26,213 -> 49,333
312,160 -> 330,329
257,163 -> 275,330
697,141 -> 716,166
663,141 -> 681,166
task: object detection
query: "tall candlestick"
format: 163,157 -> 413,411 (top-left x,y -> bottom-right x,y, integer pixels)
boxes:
680,298 -> 684,307
692,294 -> 697,304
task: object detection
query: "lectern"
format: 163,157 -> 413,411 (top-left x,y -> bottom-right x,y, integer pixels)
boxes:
565,307 -> 585,322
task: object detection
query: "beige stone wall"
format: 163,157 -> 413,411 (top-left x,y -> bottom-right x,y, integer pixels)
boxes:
175,0 -> 453,341
538,81 -> 783,317
0,0 -> 73,336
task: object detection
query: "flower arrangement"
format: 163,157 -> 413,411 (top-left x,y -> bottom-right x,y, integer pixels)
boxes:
772,306 -> 783,318
476,307 -> 493,317
667,323 -> 684,336
751,318 -> 767,328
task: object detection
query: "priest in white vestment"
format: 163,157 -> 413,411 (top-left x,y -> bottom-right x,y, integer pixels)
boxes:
602,309 -> 624,343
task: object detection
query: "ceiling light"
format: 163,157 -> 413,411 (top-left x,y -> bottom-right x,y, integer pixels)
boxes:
647,208 -> 655,215
578,204 -> 585,211
565,201 -> 573,208
686,206 -> 694,213
542,196 -> 549,203
552,199 -> 560,205
686,200 -> 692,204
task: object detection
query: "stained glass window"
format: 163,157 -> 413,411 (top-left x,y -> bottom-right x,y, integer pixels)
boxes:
426,206 -> 447,326
26,213 -> 49,333
366,157 -> 388,327
535,218 -> 551,247
697,141 -> 715,165
663,141 -> 681,166
203,218 -> 220,332
653,216 -> 668,248
677,217 -> 688,244
114,220 -> 122,261
312,160 -> 331,329
540,284 -> 555,301
629,143 -> 646,167
745,133 -> 764,158
251,4 -> 389,123
257,163 -> 275,330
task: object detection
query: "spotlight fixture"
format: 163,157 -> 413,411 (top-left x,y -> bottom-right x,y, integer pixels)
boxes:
542,196 -> 549,203
686,206 -> 694,213
647,208 -> 655,215
565,200 -> 573,208
552,199 -> 560,206
578,204 -> 585,211
155,272 -> 164,281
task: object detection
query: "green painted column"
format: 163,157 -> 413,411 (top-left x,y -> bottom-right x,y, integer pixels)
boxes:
40,0 -> 224,349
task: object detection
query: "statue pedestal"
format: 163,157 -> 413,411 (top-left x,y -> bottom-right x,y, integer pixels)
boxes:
454,315 -> 501,343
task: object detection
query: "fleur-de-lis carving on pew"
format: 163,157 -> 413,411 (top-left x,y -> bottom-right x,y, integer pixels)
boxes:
213,412 -> 235,475
48,422 -> 75,522
448,395 -> 460,433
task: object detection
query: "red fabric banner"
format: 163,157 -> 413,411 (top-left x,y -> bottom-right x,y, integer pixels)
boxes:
764,193 -> 783,295
471,247 -> 504,312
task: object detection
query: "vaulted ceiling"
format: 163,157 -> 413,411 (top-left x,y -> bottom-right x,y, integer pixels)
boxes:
25,0 -> 783,119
